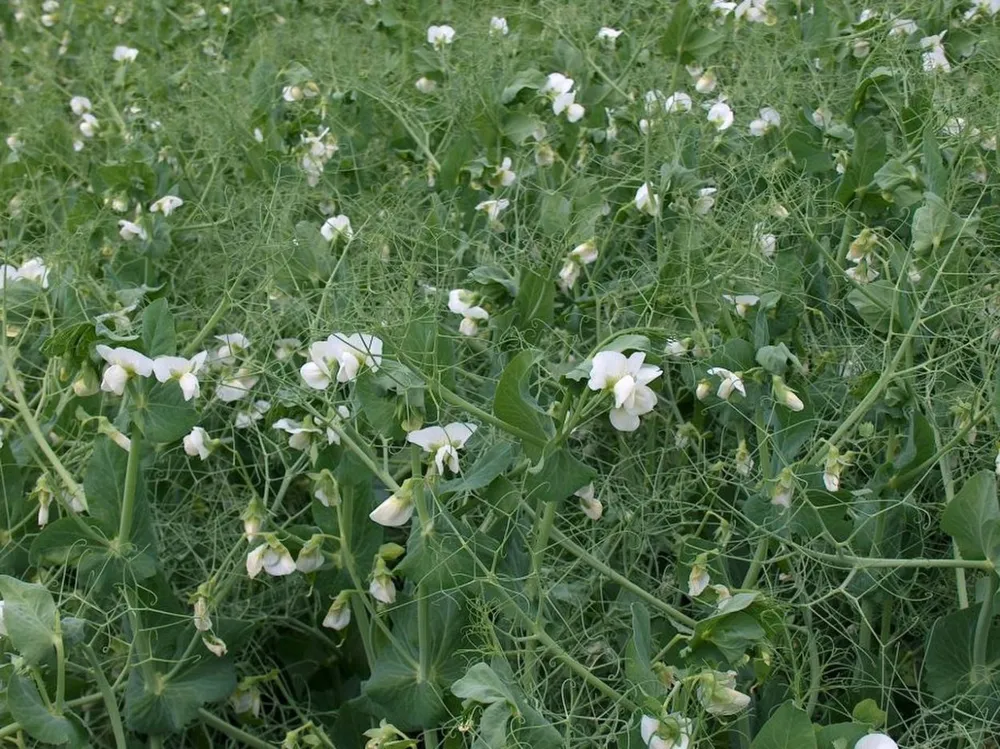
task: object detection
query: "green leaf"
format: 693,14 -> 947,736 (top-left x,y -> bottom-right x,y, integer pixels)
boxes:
452,662 -> 518,705
910,193 -> 978,257
133,381 -> 198,443
125,657 -> 237,734
660,0 -> 694,61
692,609 -> 766,665
523,448 -> 595,505
440,442 -> 516,494
0,440 -> 25,531
8,673 -> 87,746
851,699 -> 886,727
142,298 -> 176,357
0,576 -> 59,665
835,119 -> 887,206
539,192 -> 571,235
815,723 -> 870,749
477,701 -> 513,749
941,471 -> 1000,561
625,603 -> 663,697
750,701 -> 817,749
756,343 -> 804,377
922,126 -> 948,197
493,350 -> 554,459
889,409 -> 934,488
502,114 -> 545,146
514,268 -> 555,343
925,606 -> 1000,700
563,335 -> 652,381
847,281 -> 911,334
849,67 -> 893,123
501,69 -> 545,105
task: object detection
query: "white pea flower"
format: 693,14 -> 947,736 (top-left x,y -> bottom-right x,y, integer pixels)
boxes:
17,257 -> 49,287
202,634 -> 227,657
722,293 -> 760,318
758,230 -> 777,258
369,558 -> 396,603
711,1 -> 737,16
242,498 -> 264,542
273,418 -> 322,451
153,351 -> 208,400
823,446 -> 853,492
300,332 -> 383,388
749,107 -> 781,136
78,114 -> 99,138
772,376 -> 804,411
641,714 -> 693,749
323,592 -> 352,630
183,426 -> 214,460
235,399 -> 271,428
216,368 -> 258,402
688,562 -> 710,597
96,345 -> 154,396
230,684 -> 262,718
448,289 -> 490,337
273,338 -> 301,361
664,91 -> 692,113
706,367 -> 746,401
475,198 -> 510,226
214,333 -> 250,365
149,195 -> 184,216
693,187 -> 717,215
844,260 -> 879,284
855,734 -> 898,749
112,45 -> 139,62
489,16 -> 509,36
295,535 -> 326,573
118,219 -> 147,241
889,17 -> 917,37
665,339 -> 689,357
772,203 -> 790,219
492,157 -> 516,187
282,85 -> 303,102
698,670 -> 751,716
320,214 -> 353,242
427,24 -> 456,49
246,537 -> 296,578
541,73 -> 585,122
407,423 -> 477,474
634,183 -> 661,216
193,597 -> 212,631
707,101 -> 734,131
37,492 -> 52,528
415,76 -> 437,94
587,351 -> 662,432
541,72 -> 574,97
575,483 -> 603,520
920,34 -> 951,72
559,260 -> 582,293
70,96 -> 92,116
596,27 -> 623,45
853,39 -> 871,58
735,0 -> 772,23
772,467 -> 795,509
695,69 -> 718,94
369,478 -> 418,527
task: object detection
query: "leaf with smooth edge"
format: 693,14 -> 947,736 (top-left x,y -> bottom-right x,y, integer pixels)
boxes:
125,657 -> 236,734
493,350 -> 553,460
8,673 -> 87,746
941,471 -> 1000,561
750,701 -> 817,749
142,297 -> 176,357
0,575 -> 58,664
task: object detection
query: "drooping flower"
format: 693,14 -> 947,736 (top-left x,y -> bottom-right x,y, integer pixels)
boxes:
183,426 -> 214,460
575,483 -> 603,520
635,183 -> 661,216
707,101 -> 734,131
415,76 -> 437,94
202,634 -> 227,657
323,592 -> 352,630
448,289 -> 490,337
688,559 -> 710,597
193,597 -> 212,631
772,466 -> 795,509
587,351 -> 662,431
149,195 -> 184,216
295,534 -> 326,573
641,713 -> 693,749
748,107 -> 780,136
697,670 -> 752,716
427,24 -> 456,49
757,228 -> 777,258
695,69 -> 718,94
492,157 -> 516,187
489,16 -> 509,36
230,684 -> 262,717
706,367 -> 745,401
112,45 -> 139,62
153,351 -> 208,401
693,187 -> 717,215
369,558 -> 397,603
78,114 -> 99,138
664,91 -> 693,113
854,734 -> 899,749
215,368 -> 258,402
735,439 -> 754,476
475,198 -> 510,227
369,478 -> 419,527
889,17 -> 917,37
246,537 -> 296,578
596,27 -> 623,45
407,423 -> 477,474
70,96 -> 92,116
95,345 -> 154,396
772,376 -> 804,411
920,33 -> 951,72
118,219 -> 147,241
17,258 -> 50,288
558,240 -> 599,292
320,214 -> 353,242
235,399 -> 271,429
722,293 -> 760,318
273,418 -> 323,451
213,333 -> 250,365
300,333 -> 383,388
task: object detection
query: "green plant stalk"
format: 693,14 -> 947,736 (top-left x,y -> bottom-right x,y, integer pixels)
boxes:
53,616 -> 66,710
328,422 -> 401,492
412,448 -> 433,686
335,500 -> 376,672
429,382 -> 547,448
197,708 -> 279,749
522,504 -> 697,630
181,296 -> 231,358
83,644 -> 127,749
742,537 -> 770,591
529,500 -> 557,606
973,574 -> 998,673
804,548 -> 992,571
117,426 -> 142,545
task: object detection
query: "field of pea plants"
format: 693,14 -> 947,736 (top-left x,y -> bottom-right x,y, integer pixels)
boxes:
2,0 -> 1000,747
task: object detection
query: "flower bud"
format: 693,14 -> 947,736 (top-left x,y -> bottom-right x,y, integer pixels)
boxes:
322,591 -> 352,631
295,534 -> 325,573
697,670 -> 751,716
696,379 -> 711,401
202,634 -> 227,657
72,365 -> 100,397
369,478 -> 418,527
772,376 -> 804,411
242,497 -> 265,541
309,469 -> 340,507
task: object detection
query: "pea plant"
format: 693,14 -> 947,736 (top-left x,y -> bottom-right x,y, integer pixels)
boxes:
1,0 -> 1000,748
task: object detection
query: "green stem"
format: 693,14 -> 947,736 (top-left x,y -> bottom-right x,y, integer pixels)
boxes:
117,426 -> 142,544
197,708 -> 280,749
523,504 -> 697,630
811,549 -> 993,571
742,538 -> 769,590
181,296 -> 231,358
335,501 -> 376,671
83,644 -> 127,749
327,422 -> 400,492
430,383 -> 547,448
973,574 -> 998,673
529,501 -> 557,605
